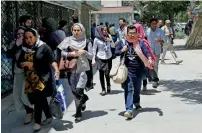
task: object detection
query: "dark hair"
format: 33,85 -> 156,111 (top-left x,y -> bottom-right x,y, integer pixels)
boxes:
15,26 -> 26,38
92,23 -> 96,27
105,22 -> 109,26
71,15 -> 79,23
24,28 -> 37,37
100,22 -> 103,25
150,18 -> 158,24
119,18 -> 126,22
59,20 -> 67,29
127,25 -> 137,33
19,15 -> 32,25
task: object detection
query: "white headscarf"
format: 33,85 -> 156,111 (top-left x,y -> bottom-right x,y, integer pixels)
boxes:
22,28 -> 44,53
58,23 -> 86,50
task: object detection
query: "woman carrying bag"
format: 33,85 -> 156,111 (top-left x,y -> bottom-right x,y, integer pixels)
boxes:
52,23 -> 93,122
92,26 -> 115,96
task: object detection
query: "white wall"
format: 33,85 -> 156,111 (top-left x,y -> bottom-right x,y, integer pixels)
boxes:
101,0 -> 122,7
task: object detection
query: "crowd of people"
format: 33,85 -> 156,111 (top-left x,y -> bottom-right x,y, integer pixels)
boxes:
6,14 -> 183,132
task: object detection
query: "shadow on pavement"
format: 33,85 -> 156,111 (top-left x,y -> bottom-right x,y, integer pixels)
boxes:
133,107 -> 163,118
108,90 -> 124,95
82,110 -> 108,121
118,107 -> 163,119
174,45 -> 202,51
1,108 -> 74,133
51,119 -> 73,131
160,79 -> 202,104
141,89 -> 161,95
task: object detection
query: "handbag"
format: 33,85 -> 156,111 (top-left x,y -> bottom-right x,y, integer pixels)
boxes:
49,97 -> 63,119
110,53 -> 128,84
49,80 -> 67,119
59,57 -> 77,72
59,47 -> 78,72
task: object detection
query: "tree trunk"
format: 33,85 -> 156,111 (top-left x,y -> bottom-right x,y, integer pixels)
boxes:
185,13 -> 202,49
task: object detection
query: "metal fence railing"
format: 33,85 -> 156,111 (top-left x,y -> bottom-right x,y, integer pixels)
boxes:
1,1 -> 75,98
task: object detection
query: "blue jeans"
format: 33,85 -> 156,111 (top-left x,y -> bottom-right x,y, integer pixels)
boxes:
124,76 -> 142,112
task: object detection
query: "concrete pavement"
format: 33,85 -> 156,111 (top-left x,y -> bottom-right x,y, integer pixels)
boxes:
1,39 -> 202,133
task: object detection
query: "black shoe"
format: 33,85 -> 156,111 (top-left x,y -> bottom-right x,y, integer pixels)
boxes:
136,105 -> 142,111
107,86 -> 111,93
75,116 -> 82,123
100,90 -> 106,96
81,103 -> 86,111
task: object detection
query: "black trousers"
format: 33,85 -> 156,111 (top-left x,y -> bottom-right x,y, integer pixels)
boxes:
86,60 -> 93,88
28,92 -> 52,124
99,58 -> 112,91
24,105 -> 33,114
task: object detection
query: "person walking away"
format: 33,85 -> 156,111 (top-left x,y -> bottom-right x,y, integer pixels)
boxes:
6,26 -> 33,124
55,20 -> 67,43
146,18 -> 167,88
91,23 -> 96,41
161,20 -> 183,64
40,18 -> 64,101
92,26 -> 115,96
52,23 -> 93,122
41,18 -> 61,51
17,28 -> 53,132
115,25 -> 153,119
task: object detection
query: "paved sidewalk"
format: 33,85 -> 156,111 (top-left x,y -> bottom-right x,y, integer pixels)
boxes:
2,39 -> 202,133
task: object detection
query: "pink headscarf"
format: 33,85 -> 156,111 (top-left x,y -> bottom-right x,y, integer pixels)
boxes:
134,23 -> 145,39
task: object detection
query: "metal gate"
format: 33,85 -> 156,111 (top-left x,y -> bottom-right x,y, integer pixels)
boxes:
1,1 -> 74,98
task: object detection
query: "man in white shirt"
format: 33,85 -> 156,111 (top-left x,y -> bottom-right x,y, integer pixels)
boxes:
115,18 -> 127,46
161,20 -> 183,64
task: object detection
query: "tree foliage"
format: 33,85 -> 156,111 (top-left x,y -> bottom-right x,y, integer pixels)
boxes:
122,1 -> 190,23
140,1 -> 190,22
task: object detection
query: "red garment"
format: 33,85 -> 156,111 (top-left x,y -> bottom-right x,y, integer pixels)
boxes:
141,38 -> 156,62
134,23 -> 146,39
125,37 -> 155,69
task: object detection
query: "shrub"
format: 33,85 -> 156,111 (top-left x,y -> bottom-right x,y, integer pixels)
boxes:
175,30 -> 186,39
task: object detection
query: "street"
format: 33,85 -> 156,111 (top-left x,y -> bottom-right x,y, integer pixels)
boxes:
1,39 -> 202,133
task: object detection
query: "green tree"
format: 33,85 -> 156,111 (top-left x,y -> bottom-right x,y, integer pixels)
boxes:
122,1 -> 190,23
140,1 -> 190,23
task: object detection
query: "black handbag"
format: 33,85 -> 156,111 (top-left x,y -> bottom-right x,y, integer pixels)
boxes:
49,97 -> 63,119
